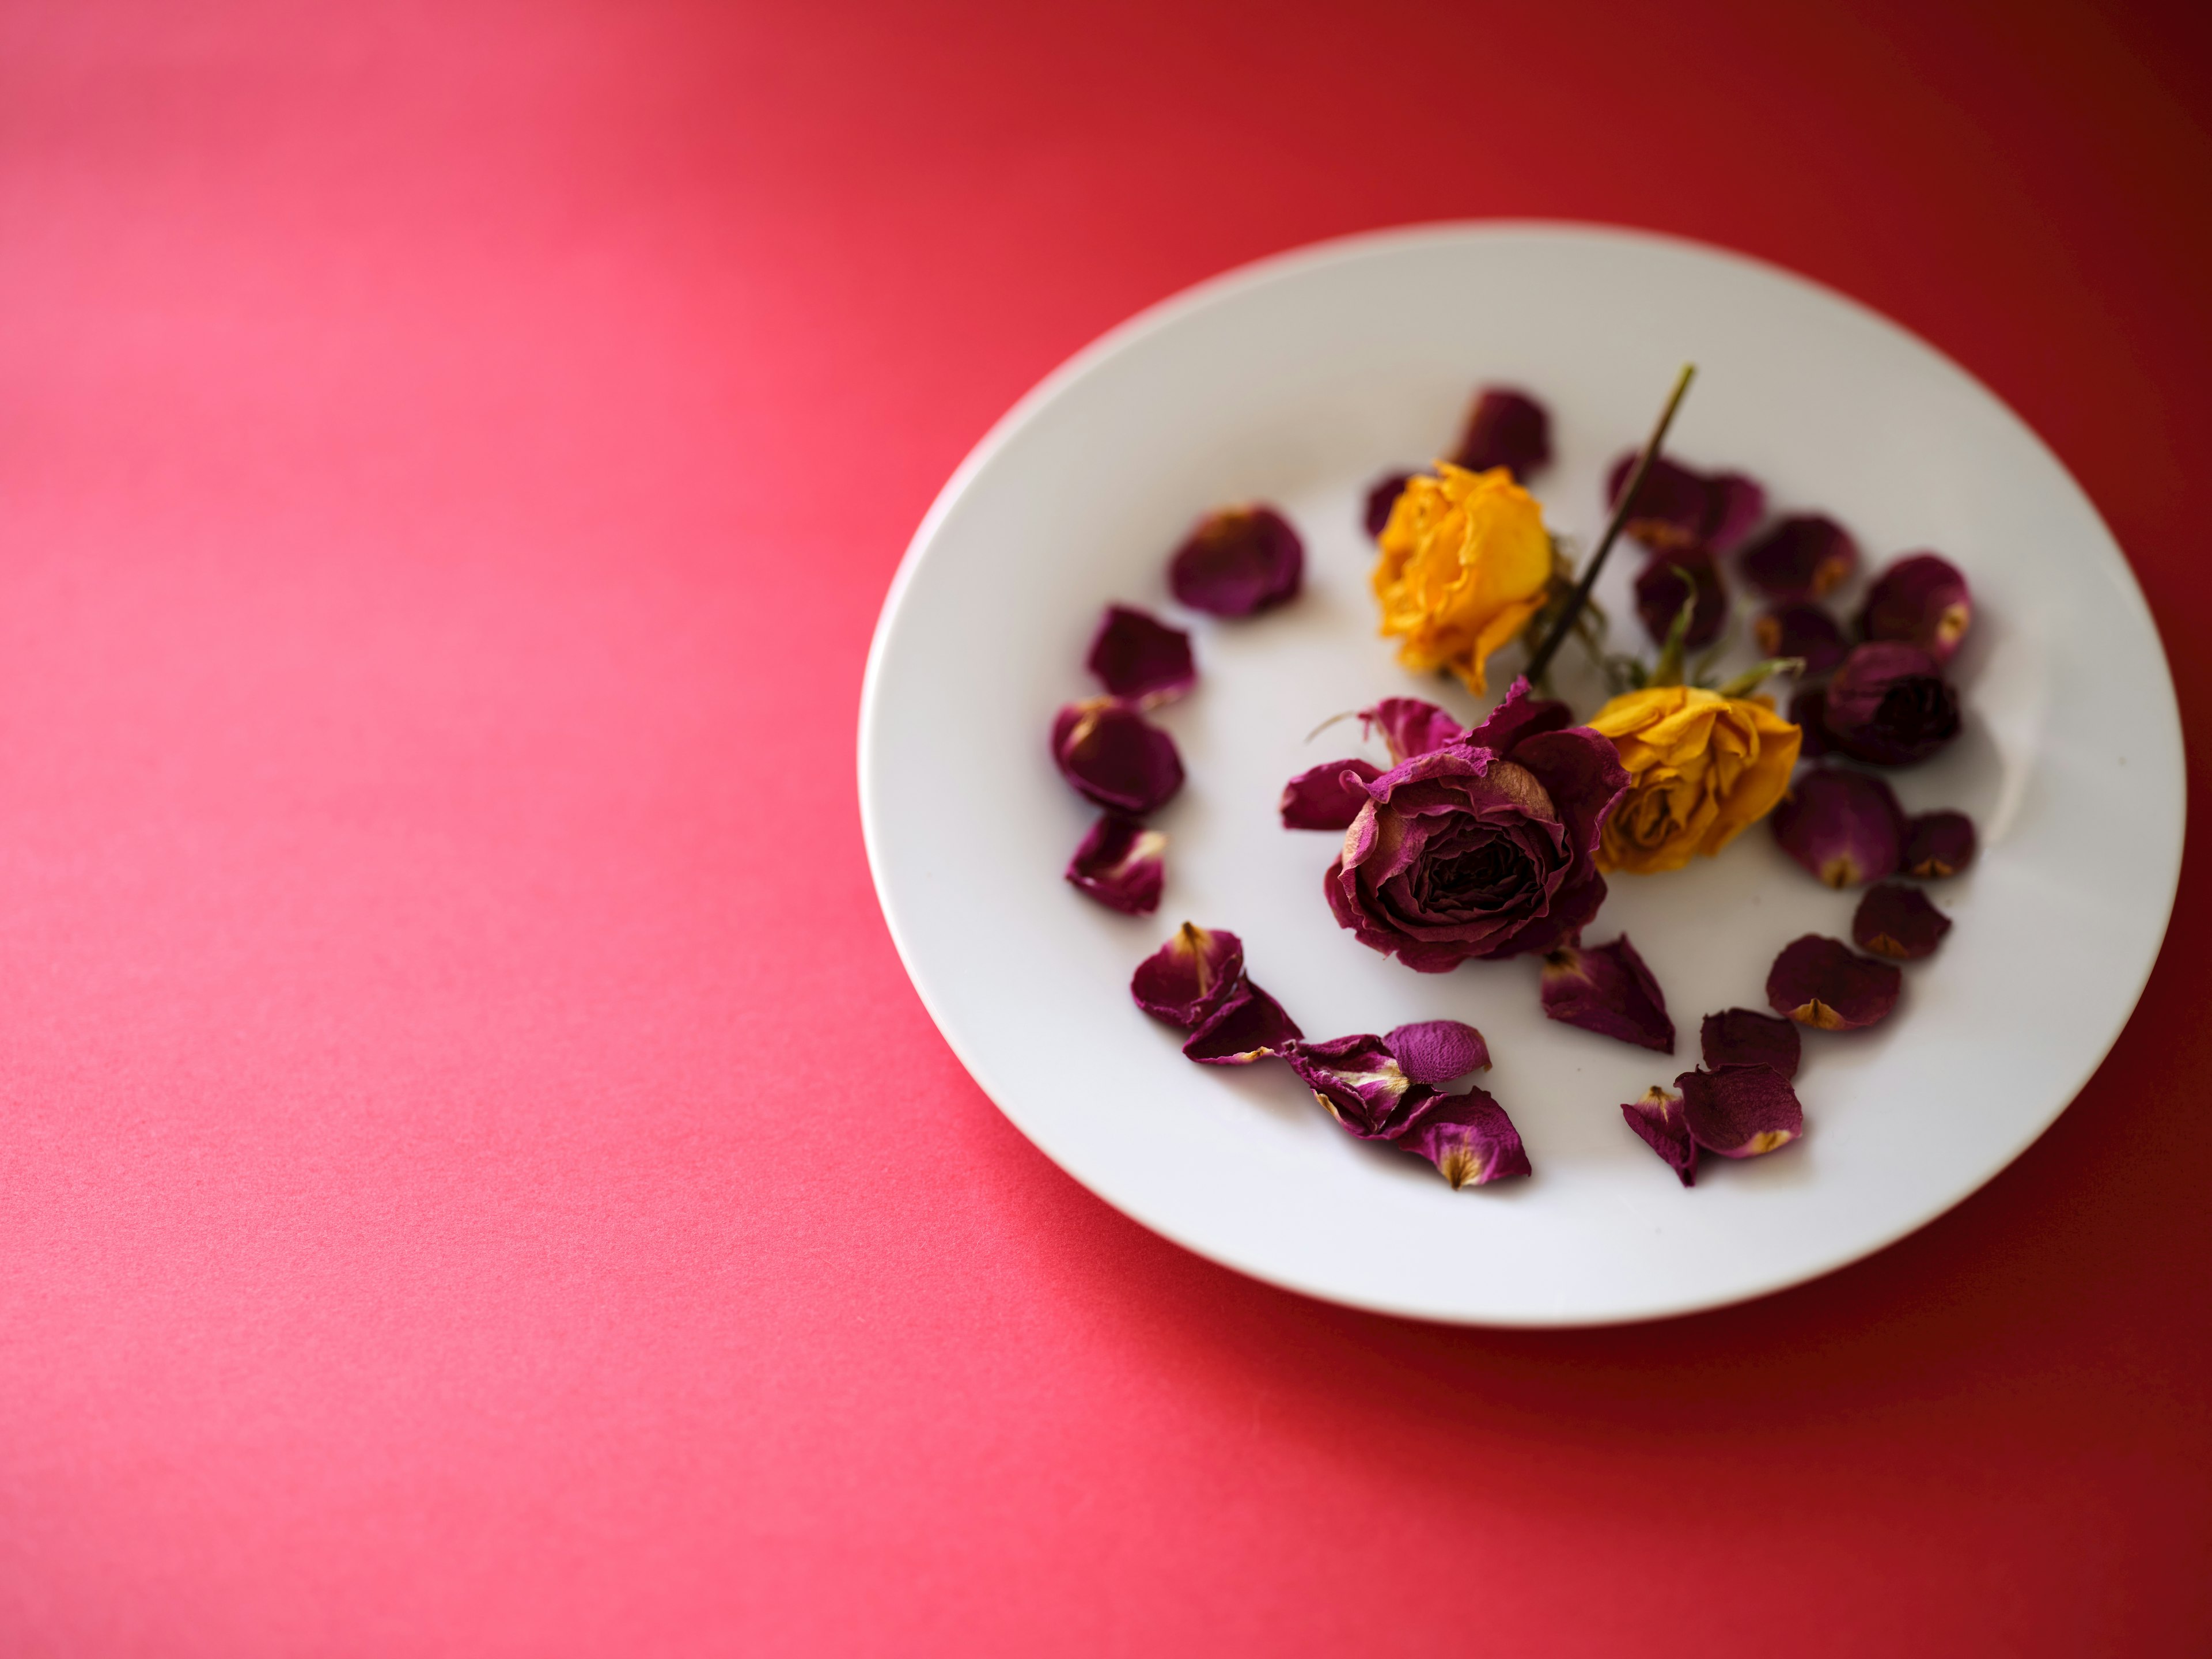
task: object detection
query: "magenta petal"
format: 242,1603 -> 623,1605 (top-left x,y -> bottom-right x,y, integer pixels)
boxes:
1280,758 -> 1384,831
1789,685 -> 1833,759
1384,1019 -> 1491,1084
1281,1033 -> 1419,1134
1183,979 -> 1302,1065
1822,642 -> 1961,767
1902,810 -> 1976,878
1769,767 -> 1906,888
1085,605 -> 1195,705
1676,1065 -> 1804,1158
1853,882 -> 1952,960
1754,603 -> 1850,678
1168,506 -> 1304,617
1634,551 -> 1728,649
1607,453 -> 1767,555
1622,1086 -> 1696,1186
1461,676 -> 1574,758
1738,514 -> 1858,602
1766,934 -> 1902,1031
1066,815 -> 1166,915
1453,387 -> 1551,479
1130,922 -> 1245,1029
1052,699 -> 1184,814
1861,552 -> 1972,665
1394,1086 -> 1533,1188
1540,934 -> 1676,1052
1699,1009 -> 1801,1081
1359,696 -> 1467,763
1363,471 -> 1415,539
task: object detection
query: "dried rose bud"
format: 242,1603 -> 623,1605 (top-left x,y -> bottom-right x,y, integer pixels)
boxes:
1066,815 -> 1166,915
1789,685 -> 1832,759
1738,514 -> 1857,601
1860,552 -> 1972,665
1607,454 -> 1766,556
1766,934 -> 1902,1031
1359,695 -> 1470,763
1085,604 -> 1195,706
1677,1065 -> 1803,1158
1384,1019 -> 1491,1084
1540,934 -> 1676,1053
1168,506 -> 1304,617
1822,642 -> 1961,767
1902,809 -> 1976,878
1754,603 -> 1849,678
1363,471 -> 1414,539
1184,979 -> 1302,1065
1130,922 -> 1244,1029
1395,1086 -> 1532,1188
1699,1008 -> 1801,1081
1634,551 -> 1728,649
1052,698 -> 1184,815
1453,387 -> 1551,479
1768,766 -> 1906,888
1853,882 -> 1952,960
1622,1085 -> 1696,1186
1279,758 -> 1383,831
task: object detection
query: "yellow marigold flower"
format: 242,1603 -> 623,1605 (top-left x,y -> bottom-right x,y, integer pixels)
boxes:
1587,686 -> 1801,874
1373,463 -> 1553,696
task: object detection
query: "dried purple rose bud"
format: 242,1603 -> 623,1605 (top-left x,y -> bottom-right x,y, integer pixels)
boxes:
1607,454 -> 1766,556
1384,1019 -> 1491,1084
1168,506 -> 1304,617
1699,1009 -> 1801,1081
1453,387 -> 1551,479
1130,922 -> 1245,1029
1822,642 -> 1961,767
1853,882 -> 1952,961
1052,698 -> 1184,815
1359,695 -> 1471,763
1363,471 -> 1414,539
1540,935 -> 1675,1052
1066,815 -> 1166,915
1279,758 -> 1384,831
1902,809 -> 1977,878
1398,1087 -> 1532,1188
1768,766 -> 1904,888
1677,1065 -> 1804,1158
1767,934 -> 1903,1031
1861,552 -> 1972,665
1789,685 -> 1832,759
1634,551 -> 1728,650
1085,604 -> 1195,706
1754,603 -> 1849,678
1183,979 -> 1302,1065
1622,1085 -> 1696,1186
1738,514 -> 1857,602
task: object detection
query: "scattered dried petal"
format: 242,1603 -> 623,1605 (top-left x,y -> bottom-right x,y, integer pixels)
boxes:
1168,506 -> 1304,617
1790,685 -> 1832,759
1768,767 -> 1906,888
1622,1085 -> 1696,1186
1279,759 -> 1384,831
1853,882 -> 1952,960
1634,551 -> 1728,649
1085,605 -> 1195,705
1738,514 -> 1858,601
1540,934 -> 1676,1052
1861,552 -> 1972,665
1677,1065 -> 1804,1157
1363,471 -> 1414,539
1753,603 -> 1850,678
1822,642 -> 1962,767
1183,979 -> 1302,1065
1607,453 -> 1766,556
1130,922 -> 1245,1029
1902,809 -> 1978,878
1359,696 -> 1467,762
1052,698 -> 1184,814
1699,1008 -> 1801,1081
1384,1019 -> 1491,1084
1281,1034 -> 1418,1133
1453,387 -> 1551,479
1766,934 -> 1902,1031
1066,815 -> 1166,915
1395,1086 -> 1533,1188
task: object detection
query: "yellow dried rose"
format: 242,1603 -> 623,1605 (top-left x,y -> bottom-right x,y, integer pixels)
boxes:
1373,463 -> 1553,696
1587,686 -> 1801,874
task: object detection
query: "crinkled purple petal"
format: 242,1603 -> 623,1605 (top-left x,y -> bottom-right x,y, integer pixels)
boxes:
1453,387 -> 1551,479
1769,766 -> 1905,888
1634,551 -> 1728,649
1384,1019 -> 1491,1084
1607,453 -> 1767,556
1622,1085 -> 1696,1186
1677,1065 -> 1804,1158
1052,698 -> 1184,814
1853,882 -> 1952,961
1130,922 -> 1245,1029
1861,552 -> 1972,665
1168,506 -> 1304,617
1359,696 -> 1467,763
1183,979 -> 1302,1065
1738,514 -> 1858,602
1280,758 -> 1384,831
1462,676 -> 1575,760
1281,1034 -> 1418,1135
1789,685 -> 1833,759
1541,934 -> 1676,1052
1822,642 -> 1962,767
1902,809 -> 1977,879
1363,471 -> 1415,539
1700,1009 -> 1801,1081
1066,815 -> 1166,915
1394,1086 -> 1533,1188
1754,603 -> 1850,678
1085,605 -> 1195,705
1766,934 -> 1902,1031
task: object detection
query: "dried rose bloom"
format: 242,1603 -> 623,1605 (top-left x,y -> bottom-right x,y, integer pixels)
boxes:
1853,882 -> 1952,960
1606,453 -> 1766,556
1066,815 -> 1166,915
1634,551 -> 1728,649
1363,472 -> 1414,539
1821,642 -> 1961,767
1453,387 -> 1551,479
1738,514 -> 1857,602
1677,1065 -> 1803,1157
1397,1088 -> 1532,1188
1540,934 -> 1675,1052
1699,1008 -> 1801,1081
1902,809 -> 1976,878
1052,698 -> 1183,815
1374,464 -> 1552,695
1384,1019 -> 1491,1083
1789,685 -> 1832,759
1130,922 -> 1245,1029
1085,605 -> 1195,705
1768,766 -> 1905,888
1860,552 -> 1972,665
1622,1085 -> 1696,1186
1169,506 -> 1305,617
1766,934 -> 1902,1031
1754,603 -> 1849,679
1183,980 -> 1302,1065
1589,687 -> 1801,874
1279,758 -> 1384,832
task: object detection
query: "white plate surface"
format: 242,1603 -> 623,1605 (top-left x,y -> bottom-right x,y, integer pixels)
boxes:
858,223 -> 2183,1326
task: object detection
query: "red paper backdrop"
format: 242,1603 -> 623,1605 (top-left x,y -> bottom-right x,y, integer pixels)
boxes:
2,1 -> 2207,1652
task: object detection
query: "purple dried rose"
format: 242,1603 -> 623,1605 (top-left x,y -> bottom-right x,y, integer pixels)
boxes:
1131,922 -> 1246,1029
1183,980 -> 1302,1065
1754,603 -> 1850,678
1738,514 -> 1857,603
1453,387 -> 1551,479
1622,1085 -> 1696,1186
1280,758 -> 1385,832
1607,453 -> 1766,556
1168,506 -> 1304,617
1789,685 -> 1832,759
1634,552 -> 1728,650
1540,934 -> 1675,1053
1677,1065 -> 1803,1158
1853,882 -> 1951,961
1085,605 -> 1195,706
1324,680 -> 1628,970
1279,1028 -> 1527,1186
1902,809 -> 1976,878
1364,472 -> 1415,539
1767,934 -> 1902,1031
1384,1018 -> 1491,1084
1066,815 -> 1166,915
1822,642 -> 1961,767
1769,767 -> 1906,888
1861,552 -> 1972,665
1052,698 -> 1183,815
1700,1008 -> 1801,1081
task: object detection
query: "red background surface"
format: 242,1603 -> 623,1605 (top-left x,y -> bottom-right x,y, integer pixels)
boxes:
2,1 -> 2209,1652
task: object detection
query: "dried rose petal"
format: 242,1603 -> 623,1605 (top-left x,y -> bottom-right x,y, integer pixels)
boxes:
1754,603 -> 1849,678
1766,934 -> 1902,1031
1768,766 -> 1905,888
1130,922 -> 1245,1029
1052,698 -> 1184,815
1861,552 -> 1972,665
1853,882 -> 1952,960
1622,1085 -> 1696,1186
1395,1086 -> 1532,1188
1168,506 -> 1304,617
1453,387 -> 1551,479
1738,514 -> 1858,602
1699,1009 -> 1801,1081
1540,934 -> 1675,1053
1183,979 -> 1302,1065
1279,759 -> 1384,831
1634,551 -> 1728,649
1607,454 -> 1766,556
1085,605 -> 1195,706
1364,471 -> 1414,539
1677,1065 -> 1803,1158
1902,809 -> 1977,879
1461,676 -> 1575,755
1281,1034 -> 1419,1134
1822,642 -> 1961,767
1359,696 -> 1468,763
1384,1019 -> 1491,1084
1790,685 -> 1832,759
1066,815 -> 1166,915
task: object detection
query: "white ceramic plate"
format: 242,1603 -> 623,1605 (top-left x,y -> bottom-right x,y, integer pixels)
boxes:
858,223 -> 2182,1326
